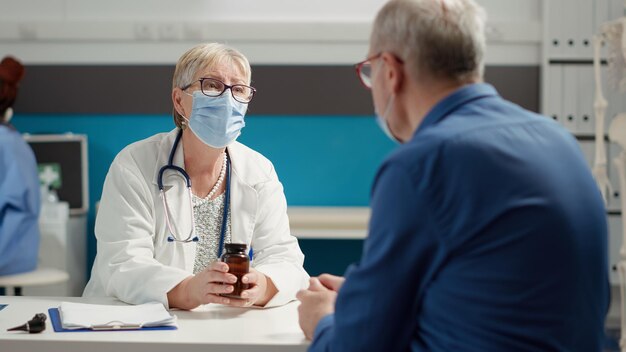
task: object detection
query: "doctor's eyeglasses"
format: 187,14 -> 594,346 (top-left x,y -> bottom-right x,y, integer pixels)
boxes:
182,77 -> 256,104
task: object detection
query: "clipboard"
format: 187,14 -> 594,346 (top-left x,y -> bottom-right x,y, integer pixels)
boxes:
48,308 -> 177,332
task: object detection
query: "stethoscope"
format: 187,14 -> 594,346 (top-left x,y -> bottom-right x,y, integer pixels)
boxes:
157,129 -> 231,258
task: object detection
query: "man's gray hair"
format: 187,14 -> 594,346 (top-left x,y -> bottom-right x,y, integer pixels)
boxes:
371,0 -> 487,83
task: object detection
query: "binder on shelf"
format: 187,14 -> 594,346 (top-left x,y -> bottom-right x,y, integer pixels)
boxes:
546,65 -> 564,125
577,66 -> 595,134
609,0 -> 624,22
609,143 -> 623,212
562,65 -> 579,133
577,0 -> 594,58
546,0 -> 565,57
560,0 -> 579,58
592,0 -> 612,45
594,0 -> 611,38
608,214 -> 623,284
603,55 -> 618,136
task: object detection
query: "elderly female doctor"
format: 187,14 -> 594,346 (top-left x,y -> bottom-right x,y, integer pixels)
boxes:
84,43 -> 309,309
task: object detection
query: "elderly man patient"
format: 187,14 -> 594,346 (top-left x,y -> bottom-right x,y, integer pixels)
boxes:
84,43 -> 309,309
297,0 -> 609,351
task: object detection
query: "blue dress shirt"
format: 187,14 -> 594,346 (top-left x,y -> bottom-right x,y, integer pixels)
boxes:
0,124 -> 40,275
310,84 -> 609,351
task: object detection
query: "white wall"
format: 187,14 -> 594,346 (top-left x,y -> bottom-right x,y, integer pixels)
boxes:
0,0 -> 541,65
0,0 -> 540,22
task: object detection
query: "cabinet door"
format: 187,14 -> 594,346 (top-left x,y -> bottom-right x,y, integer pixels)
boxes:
609,214 -> 624,285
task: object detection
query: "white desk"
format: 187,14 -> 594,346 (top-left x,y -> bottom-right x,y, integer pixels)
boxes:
0,296 -> 309,352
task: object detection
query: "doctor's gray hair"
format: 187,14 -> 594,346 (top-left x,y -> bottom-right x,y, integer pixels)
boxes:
371,0 -> 486,83
171,43 -> 252,129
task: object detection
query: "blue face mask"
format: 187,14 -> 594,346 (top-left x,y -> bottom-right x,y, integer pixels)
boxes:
372,60 -> 402,144
376,94 -> 400,143
184,91 -> 247,148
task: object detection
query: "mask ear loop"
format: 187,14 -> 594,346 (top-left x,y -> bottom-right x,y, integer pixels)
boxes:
372,59 -> 386,115
381,93 -> 396,122
375,58 -> 395,119
373,58 -> 402,143
178,90 -> 195,129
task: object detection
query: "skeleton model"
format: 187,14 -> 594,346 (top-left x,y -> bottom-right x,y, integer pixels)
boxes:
593,5 -> 626,350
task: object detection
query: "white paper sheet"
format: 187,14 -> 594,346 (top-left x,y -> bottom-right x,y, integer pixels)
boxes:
58,301 -> 177,330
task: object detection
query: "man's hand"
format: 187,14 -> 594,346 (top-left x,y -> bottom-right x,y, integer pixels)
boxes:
296,276 -> 342,340
317,274 -> 345,292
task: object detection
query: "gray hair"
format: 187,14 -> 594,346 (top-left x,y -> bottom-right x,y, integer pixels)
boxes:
371,0 -> 487,83
172,43 -> 252,128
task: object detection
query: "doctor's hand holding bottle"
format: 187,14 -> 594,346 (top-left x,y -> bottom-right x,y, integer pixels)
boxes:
168,262 -> 275,309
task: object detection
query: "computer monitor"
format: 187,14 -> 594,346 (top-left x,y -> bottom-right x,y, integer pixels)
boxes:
23,133 -> 89,215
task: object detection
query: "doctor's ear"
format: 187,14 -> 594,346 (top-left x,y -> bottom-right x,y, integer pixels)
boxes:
172,88 -> 187,118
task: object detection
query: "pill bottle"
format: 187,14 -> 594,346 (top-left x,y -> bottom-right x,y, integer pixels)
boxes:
220,243 -> 250,298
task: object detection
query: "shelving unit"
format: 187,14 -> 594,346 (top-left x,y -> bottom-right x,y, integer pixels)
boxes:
542,0 -> 624,289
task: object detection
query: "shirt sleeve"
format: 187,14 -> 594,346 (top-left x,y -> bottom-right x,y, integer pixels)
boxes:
250,163 -> 309,307
92,159 -> 190,306
309,162 -> 440,352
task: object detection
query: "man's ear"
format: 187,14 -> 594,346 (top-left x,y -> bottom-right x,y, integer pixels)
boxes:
381,52 -> 405,94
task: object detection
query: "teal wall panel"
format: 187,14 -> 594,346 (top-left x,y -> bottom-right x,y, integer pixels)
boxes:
299,239 -> 364,277
12,114 -> 394,276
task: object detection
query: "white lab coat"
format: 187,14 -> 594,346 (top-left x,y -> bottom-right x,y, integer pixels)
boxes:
83,129 -> 309,307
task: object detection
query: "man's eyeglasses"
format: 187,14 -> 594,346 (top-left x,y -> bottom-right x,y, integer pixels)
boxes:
182,77 -> 256,104
354,53 -> 382,89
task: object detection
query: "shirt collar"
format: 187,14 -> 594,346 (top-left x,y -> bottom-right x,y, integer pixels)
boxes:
414,83 -> 499,137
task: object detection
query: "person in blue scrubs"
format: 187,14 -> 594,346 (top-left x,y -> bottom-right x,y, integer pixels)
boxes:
297,0 -> 609,351
0,56 -> 40,277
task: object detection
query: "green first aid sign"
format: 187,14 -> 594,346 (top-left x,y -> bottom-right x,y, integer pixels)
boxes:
38,163 -> 62,189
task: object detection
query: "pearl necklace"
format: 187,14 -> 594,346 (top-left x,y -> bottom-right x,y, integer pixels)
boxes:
194,152 -> 227,204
